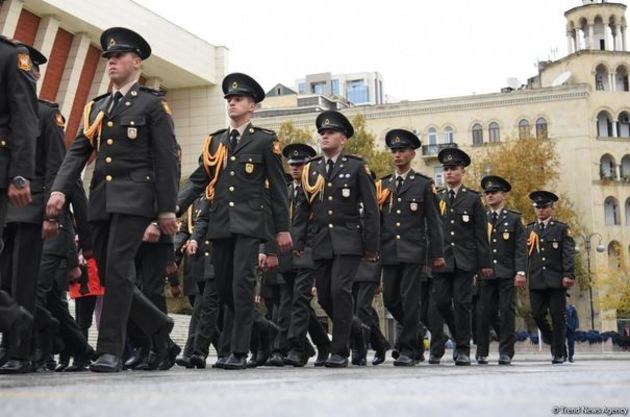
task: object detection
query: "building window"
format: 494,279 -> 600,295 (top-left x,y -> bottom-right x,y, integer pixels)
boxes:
604,196 -> 620,225
518,119 -> 530,140
298,82 -> 306,94
433,166 -> 444,187
428,128 -> 437,145
489,122 -> 500,143
600,154 -> 617,179
472,124 -> 483,146
346,79 -> 368,104
595,64 -> 609,91
625,199 -> 630,225
311,82 -> 328,95
444,126 -> 454,144
616,65 -> 629,92
597,111 -> 614,137
621,155 -> 630,180
536,117 -> 548,139
618,112 -> 630,137
331,79 -> 340,96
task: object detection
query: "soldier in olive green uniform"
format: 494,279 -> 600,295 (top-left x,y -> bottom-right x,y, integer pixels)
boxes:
293,111 -> 379,368
433,148 -> 492,366
177,73 -> 291,370
46,28 -> 180,372
378,129 -> 444,366
476,175 -> 527,365
526,191 -> 575,364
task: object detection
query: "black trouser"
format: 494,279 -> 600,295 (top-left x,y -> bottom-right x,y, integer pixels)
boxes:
136,243 -> 172,314
211,235 -> 259,355
530,287 -> 566,358
0,290 -> 20,332
312,255 -> 361,357
273,275 -> 293,355
434,269 -> 474,357
91,215 -> 170,356
353,281 -> 388,352
477,278 -> 515,358
189,279 -> 220,357
566,330 -> 575,360
0,222 -> 43,359
383,263 -> 422,355
75,295 -> 97,339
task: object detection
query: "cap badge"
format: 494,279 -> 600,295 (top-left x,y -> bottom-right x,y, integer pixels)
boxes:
324,119 -> 330,126
232,81 -> 239,89
109,38 -> 116,46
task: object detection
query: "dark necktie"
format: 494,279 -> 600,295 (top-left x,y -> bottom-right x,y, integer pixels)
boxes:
294,184 -> 301,204
448,189 -> 455,203
229,129 -> 239,153
492,212 -> 498,224
539,222 -> 545,233
108,91 -> 123,115
326,159 -> 334,180
396,176 -> 403,194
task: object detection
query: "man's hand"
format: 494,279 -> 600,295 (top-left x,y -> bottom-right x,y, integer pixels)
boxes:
562,277 -> 575,288
311,286 -> 317,297
514,273 -> 527,288
276,232 -> 293,253
41,220 -> 60,239
165,261 -> 178,276
82,249 -> 94,260
68,266 -> 82,282
8,183 -> 32,208
159,216 -> 178,236
258,253 -> 267,270
186,240 -> 198,256
293,249 -> 303,257
480,268 -> 494,278
170,284 -> 182,298
264,254 -> 279,271
46,191 -> 65,218
374,284 -> 383,296
431,257 -> 446,270
363,250 -> 378,262
143,223 -> 161,243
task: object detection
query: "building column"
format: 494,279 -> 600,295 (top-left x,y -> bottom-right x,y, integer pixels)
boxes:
616,24 -> 623,51
588,24 -> 595,50
32,15 -> 60,96
0,0 -> 23,38
567,32 -> 574,54
612,120 -> 619,137
610,72 -> 616,92
56,33 -> 91,118
622,27 -> 627,52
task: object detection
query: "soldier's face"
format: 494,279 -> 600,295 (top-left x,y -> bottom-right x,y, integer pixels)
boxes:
227,95 -> 255,119
391,148 -> 415,169
289,163 -> 304,181
443,165 -> 464,186
484,190 -> 505,207
535,205 -> 553,220
107,52 -> 141,84
319,129 -> 346,152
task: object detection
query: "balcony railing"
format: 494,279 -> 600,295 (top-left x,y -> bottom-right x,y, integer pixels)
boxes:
421,142 -> 458,158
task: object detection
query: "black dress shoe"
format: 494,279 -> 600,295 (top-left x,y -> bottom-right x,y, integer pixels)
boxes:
391,349 -> 400,360
551,355 -> 565,364
150,320 -> 175,369
65,346 -> 96,372
394,353 -> 416,367
324,354 -> 348,368
135,351 -> 155,370
158,342 -> 181,370
314,345 -> 329,367
223,353 -> 247,370
415,351 -> 425,363
477,356 -> 488,365
175,357 -> 193,368
568,356 -> 574,363
0,359 -> 31,374
498,354 -> 512,365
124,347 -> 149,370
284,350 -> 306,367
55,362 -> 69,372
268,352 -> 285,367
90,354 -> 123,373
372,350 -> 386,366
10,307 -> 34,354
455,353 -> 471,366
189,354 -> 207,369
428,355 -> 441,365
212,356 -> 227,369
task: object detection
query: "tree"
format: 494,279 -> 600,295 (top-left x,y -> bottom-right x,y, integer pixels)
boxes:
596,242 -> 630,319
275,121 -> 317,171
466,136 -> 586,328
344,114 -> 392,178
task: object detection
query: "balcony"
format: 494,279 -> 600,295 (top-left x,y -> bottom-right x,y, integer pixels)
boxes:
421,142 -> 458,158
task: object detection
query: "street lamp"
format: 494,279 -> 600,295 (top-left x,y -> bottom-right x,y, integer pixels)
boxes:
574,232 -> 606,330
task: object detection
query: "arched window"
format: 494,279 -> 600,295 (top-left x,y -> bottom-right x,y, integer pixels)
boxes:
600,154 -> 616,179
518,119 -> 530,140
625,198 -> 630,225
608,241 -> 622,270
428,128 -> 437,146
618,112 -> 630,137
616,65 -> 629,92
604,196 -> 620,225
535,117 -> 548,139
621,155 -> 630,180
488,122 -> 500,143
444,126 -> 454,144
472,124 -> 483,146
595,64 -> 609,90
597,111 -> 614,137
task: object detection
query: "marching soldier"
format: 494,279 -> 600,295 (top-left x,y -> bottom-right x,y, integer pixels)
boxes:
526,191 -> 575,364
46,27 -> 180,372
433,148 -> 492,365
378,129 -> 444,366
0,34 -> 39,371
476,175 -> 527,365
293,110 -> 379,368
177,72 -> 291,370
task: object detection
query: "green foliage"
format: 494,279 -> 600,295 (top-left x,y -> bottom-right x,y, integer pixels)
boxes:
344,114 -> 392,178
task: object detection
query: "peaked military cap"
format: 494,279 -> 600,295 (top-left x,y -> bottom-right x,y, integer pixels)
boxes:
316,110 -> 354,138
16,43 -> 46,67
385,128 -> 421,150
222,72 -> 265,103
282,143 -> 316,165
438,147 -> 471,167
529,190 -> 559,207
100,27 -> 151,60
481,175 -> 511,192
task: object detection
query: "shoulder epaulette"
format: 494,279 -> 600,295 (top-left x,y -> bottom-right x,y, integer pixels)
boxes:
462,187 -> 480,194
527,221 -> 536,226
0,36 -> 16,46
209,128 -> 228,137
309,155 -> 323,162
38,99 -> 59,108
252,126 -> 275,135
551,220 -> 567,226
92,92 -> 111,103
415,172 -> 432,181
507,208 -> 522,215
139,85 -> 165,96
344,154 -> 364,161
380,174 -> 393,181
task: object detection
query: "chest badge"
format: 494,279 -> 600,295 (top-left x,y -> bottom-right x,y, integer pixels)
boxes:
127,127 -> 137,140
462,214 -> 470,223
410,202 -> 418,212
552,242 -> 559,249
245,163 -> 254,174
503,232 -> 510,240
342,188 -> 350,198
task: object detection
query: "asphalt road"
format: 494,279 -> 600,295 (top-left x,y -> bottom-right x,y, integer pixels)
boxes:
1,354 -> 628,417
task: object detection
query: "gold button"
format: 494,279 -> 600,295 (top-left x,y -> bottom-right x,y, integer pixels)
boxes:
1,140 -> 6,146
229,186 -> 234,192
450,231 -> 455,235
493,239 -> 497,243
328,210 -> 333,215
230,171 -> 235,176
493,249 -> 497,253
229,202 -> 234,207
542,257 -> 546,261
328,182 -> 332,187
328,196 -> 333,201
328,224 -> 334,228
107,121 -> 113,127
396,235 -> 401,239
105,157 -> 112,163
230,156 -> 236,161
204,252 -> 209,256
396,210 -> 401,214
130,121 -> 135,126
542,266 -> 546,270
493,260 -> 498,264
204,240 -> 209,245
105,175 -> 112,181
450,220 -> 455,224
146,176 -> 150,180
451,242 -> 455,246
397,198 -> 402,202
107,139 -> 114,145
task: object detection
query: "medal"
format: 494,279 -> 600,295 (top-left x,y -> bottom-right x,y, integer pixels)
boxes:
462,214 -> 470,223
410,202 -> 418,212
503,232 -> 510,240
342,188 -> 350,198
552,242 -> 559,249
127,127 -> 137,139
245,163 -> 254,174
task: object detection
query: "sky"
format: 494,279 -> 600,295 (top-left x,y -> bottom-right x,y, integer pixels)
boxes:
134,0 -> 582,101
